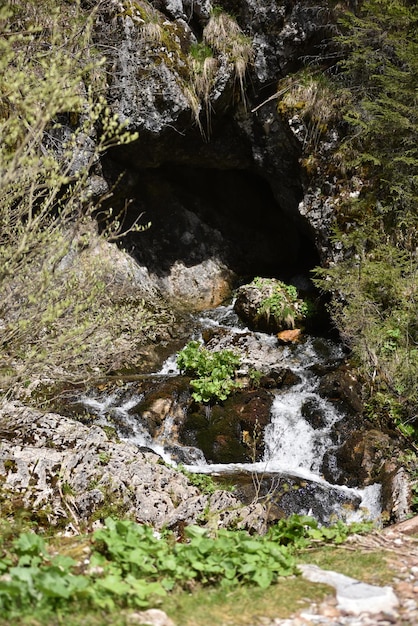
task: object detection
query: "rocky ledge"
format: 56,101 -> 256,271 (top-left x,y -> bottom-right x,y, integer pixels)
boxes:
0,402 -> 265,533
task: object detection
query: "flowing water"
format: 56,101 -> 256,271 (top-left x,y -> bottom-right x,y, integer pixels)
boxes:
71,303 -> 382,524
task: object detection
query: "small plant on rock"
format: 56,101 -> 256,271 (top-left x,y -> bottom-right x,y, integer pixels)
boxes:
176,341 -> 241,403
254,278 -> 309,330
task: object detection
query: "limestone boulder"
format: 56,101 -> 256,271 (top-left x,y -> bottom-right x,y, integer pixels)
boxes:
233,278 -> 308,334
0,402 -> 266,533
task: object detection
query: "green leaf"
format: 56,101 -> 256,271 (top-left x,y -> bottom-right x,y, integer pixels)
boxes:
252,567 -> 273,588
13,533 -> 46,557
95,574 -> 131,595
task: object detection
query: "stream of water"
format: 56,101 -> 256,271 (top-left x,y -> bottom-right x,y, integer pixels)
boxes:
73,303 -> 382,524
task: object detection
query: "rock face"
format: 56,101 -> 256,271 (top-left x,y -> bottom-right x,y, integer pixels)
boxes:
321,427 -> 411,523
231,471 -> 363,527
83,0 -> 339,309
0,402 -> 265,532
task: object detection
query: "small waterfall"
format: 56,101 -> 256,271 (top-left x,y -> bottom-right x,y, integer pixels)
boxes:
264,391 -> 338,472
70,303 -> 383,524
76,389 -> 174,464
263,341 -> 344,473
185,306 -> 382,524
155,354 -> 180,376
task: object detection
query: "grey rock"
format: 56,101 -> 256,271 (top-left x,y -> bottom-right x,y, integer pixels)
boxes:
155,258 -> 235,311
0,402 -> 266,532
203,328 -> 287,376
94,2 -> 195,134
127,609 -> 175,626
82,0 -> 334,308
300,564 -> 399,616
183,0 -> 212,24
220,0 -> 335,86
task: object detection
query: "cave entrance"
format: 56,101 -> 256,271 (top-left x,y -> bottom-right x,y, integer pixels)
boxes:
115,163 -> 319,283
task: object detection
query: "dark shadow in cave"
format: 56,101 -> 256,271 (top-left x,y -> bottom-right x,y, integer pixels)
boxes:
105,163 -> 320,283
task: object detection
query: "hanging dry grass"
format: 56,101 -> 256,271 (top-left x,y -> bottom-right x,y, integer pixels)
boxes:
204,11 -> 242,48
183,84 -> 203,133
278,75 -> 349,152
193,55 -> 218,100
203,11 -> 253,105
140,18 -> 163,45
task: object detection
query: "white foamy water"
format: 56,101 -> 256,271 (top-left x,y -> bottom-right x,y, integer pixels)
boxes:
264,375 -> 342,473
77,391 -> 174,464
73,303 -> 383,523
156,354 -> 180,376
183,460 -> 382,524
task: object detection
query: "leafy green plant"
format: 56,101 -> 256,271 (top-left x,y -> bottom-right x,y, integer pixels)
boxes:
190,43 -> 214,64
98,452 -> 112,466
0,532 -> 89,614
177,341 -> 241,403
267,514 -> 373,549
248,368 -> 263,388
92,518 -> 297,592
0,514 -> 374,619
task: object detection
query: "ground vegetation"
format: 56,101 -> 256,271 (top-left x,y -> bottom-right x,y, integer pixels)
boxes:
0,513 -> 373,623
0,1 -> 162,398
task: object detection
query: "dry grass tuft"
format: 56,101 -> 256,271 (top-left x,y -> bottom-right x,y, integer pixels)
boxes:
203,11 -> 253,106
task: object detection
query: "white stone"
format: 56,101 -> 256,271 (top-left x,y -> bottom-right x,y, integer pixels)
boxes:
127,609 -> 175,626
299,564 -> 399,616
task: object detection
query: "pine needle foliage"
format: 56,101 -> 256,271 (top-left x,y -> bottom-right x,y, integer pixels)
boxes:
337,0 -> 418,245
314,0 -> 418,434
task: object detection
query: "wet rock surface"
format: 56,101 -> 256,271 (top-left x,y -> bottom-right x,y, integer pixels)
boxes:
317,366 -> 364,415
229,471 -> 362,526
180,388 -> 273,463
331,430 -> 397,488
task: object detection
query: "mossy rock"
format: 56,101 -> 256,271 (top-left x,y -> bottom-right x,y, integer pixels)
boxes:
179,388 -> 273,463
234,277 -> 309,334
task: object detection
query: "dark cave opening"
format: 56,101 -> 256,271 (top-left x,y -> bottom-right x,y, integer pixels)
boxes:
107,162 -> 320,284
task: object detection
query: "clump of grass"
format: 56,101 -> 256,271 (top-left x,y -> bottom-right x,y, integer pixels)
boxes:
277,72 -> 349,154
203,10 -> 253,105
189,42 -> 218,126
122,0 -> 163,44
186,10 -> 253,135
